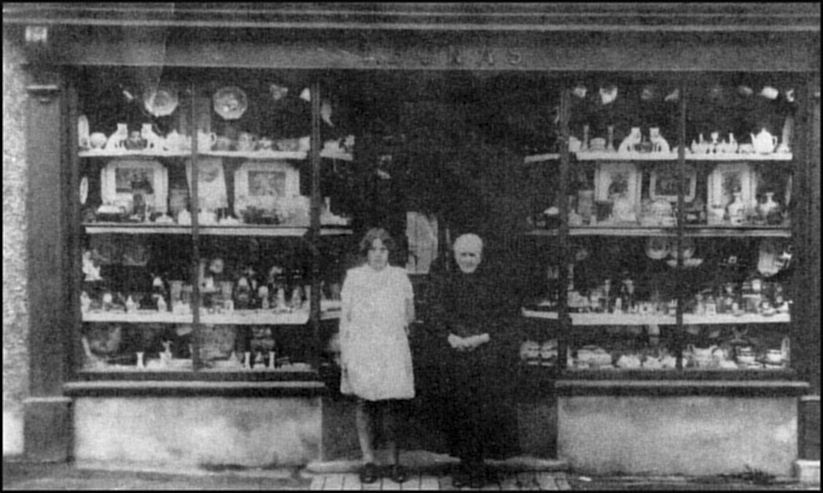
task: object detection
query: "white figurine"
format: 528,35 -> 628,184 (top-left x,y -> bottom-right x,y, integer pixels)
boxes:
82,250 -> 103,282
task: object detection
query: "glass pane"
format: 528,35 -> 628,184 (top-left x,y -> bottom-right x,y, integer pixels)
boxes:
77,67 -> 196,373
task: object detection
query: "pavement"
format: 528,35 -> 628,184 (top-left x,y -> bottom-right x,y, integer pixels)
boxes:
4,456 -> 820,491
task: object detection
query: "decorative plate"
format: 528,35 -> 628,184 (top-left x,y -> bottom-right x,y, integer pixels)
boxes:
79,176 -> 89,205
213,86 -> 248,120
143,86 -> 179,117
645,237 -> 670,260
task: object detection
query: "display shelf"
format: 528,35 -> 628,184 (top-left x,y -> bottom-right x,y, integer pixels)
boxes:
574,151 -> 678,161
82,308 -> 341,325
83,223 -> 352,236
201,149 -> 353,161
521,309 -> 789,325
78,150 -> 190,158
82,310 -> 193,324
685,152 -> 793,161
524,225 -> 791,238
573,151 -> 793,162
681,225 -> 791,237
79,149 -> 354,161
524,153 -> 560,163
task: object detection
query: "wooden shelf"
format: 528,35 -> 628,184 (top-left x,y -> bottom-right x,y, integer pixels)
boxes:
79,149 -> 354,161
79,150 -> 190,158
686,152 -> 793,161
524,225 -> 790,238
521,309 -> 790,325
82,309 -> 341,325
575,151 -> 677,161
83,223 -> 352,236
573,151 -> 793,161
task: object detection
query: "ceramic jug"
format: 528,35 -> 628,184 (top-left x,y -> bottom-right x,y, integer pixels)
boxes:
197,130 -> 217,152
649,127 -> 670,153
751,128 -> 778,154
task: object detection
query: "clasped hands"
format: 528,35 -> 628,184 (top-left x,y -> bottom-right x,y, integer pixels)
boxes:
448,333 -> 490,352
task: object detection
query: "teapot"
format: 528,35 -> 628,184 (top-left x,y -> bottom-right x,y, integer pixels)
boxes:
163,129 -> 188,152
750,128 -> 778,154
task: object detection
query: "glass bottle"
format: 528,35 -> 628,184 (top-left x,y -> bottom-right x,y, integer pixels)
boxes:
727,192 -> 746,226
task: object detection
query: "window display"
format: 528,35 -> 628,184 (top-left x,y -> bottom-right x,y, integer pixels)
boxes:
522,75 -> 797,375
75,68 -> 353,377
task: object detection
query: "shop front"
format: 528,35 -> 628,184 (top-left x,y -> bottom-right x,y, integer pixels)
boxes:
2,2 -> 820,478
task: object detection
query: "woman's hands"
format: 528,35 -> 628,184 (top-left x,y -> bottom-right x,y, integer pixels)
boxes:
448,333 -> 490,352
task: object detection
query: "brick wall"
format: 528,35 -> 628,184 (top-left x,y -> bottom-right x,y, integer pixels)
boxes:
3,29 -> 30,456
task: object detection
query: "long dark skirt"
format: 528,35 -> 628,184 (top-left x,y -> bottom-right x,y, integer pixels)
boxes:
436,347 -> 520,462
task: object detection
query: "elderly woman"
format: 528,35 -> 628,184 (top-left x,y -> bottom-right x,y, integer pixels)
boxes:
428,233 -> 520,488
338,228 -> 416,484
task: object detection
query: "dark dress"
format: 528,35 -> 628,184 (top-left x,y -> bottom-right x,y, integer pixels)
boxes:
426,264 -> 520,463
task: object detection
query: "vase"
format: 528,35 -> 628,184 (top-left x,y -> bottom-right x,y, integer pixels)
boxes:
758,192 -> 782,225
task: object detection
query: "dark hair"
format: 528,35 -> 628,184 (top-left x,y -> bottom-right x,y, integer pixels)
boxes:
358,227 -> 396,256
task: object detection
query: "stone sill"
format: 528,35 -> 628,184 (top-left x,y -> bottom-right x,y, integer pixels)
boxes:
556,379 -> 810,397
63,380 -> 326,397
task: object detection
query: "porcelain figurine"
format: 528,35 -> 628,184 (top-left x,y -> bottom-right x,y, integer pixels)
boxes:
141,123 -> 163,151
709,131 -> 720,154
649,127 -> 670,153
581,124 -> 590,152
125,295 -> 138,313
606,125 -> 616,152
82,250 -> 102,281
751,128 -> 778,154
104,123 -> 129,151
721,133 -> 738,154
690,133 -> 708,154
80,291 -> 92,312
618,127 -> 642,154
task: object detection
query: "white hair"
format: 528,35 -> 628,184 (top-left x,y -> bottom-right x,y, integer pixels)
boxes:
453,233 -> 483,253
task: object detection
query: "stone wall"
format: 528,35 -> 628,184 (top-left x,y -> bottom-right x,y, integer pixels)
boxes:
2,29 -> 29,456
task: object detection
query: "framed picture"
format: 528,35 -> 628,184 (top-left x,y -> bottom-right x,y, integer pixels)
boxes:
185,157 -> 228,211
649,164 -> 697,202
233,160 -> 300,213
100,159 -> 168,213
594,162 -> 641,206
708,163 -> 756,209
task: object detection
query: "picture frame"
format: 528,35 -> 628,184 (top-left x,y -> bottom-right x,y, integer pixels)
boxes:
594,162 -> 641,206
100,158 -> 168,213
233,160 -> 300,214
185,157 -> 228,211
707,162 -> 756,209
649,164 -> 697,202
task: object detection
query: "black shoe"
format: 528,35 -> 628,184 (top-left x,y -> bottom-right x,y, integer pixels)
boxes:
390,464 -> 408,483
359,462 -> 379,484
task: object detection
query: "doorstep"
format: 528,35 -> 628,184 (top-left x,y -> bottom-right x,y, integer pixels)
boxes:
304,449 -> 568,476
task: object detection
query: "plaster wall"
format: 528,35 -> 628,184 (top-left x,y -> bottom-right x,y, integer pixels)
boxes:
73,397 -> 321,469
2,29 -> 30,457
558,395 -> 798,477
